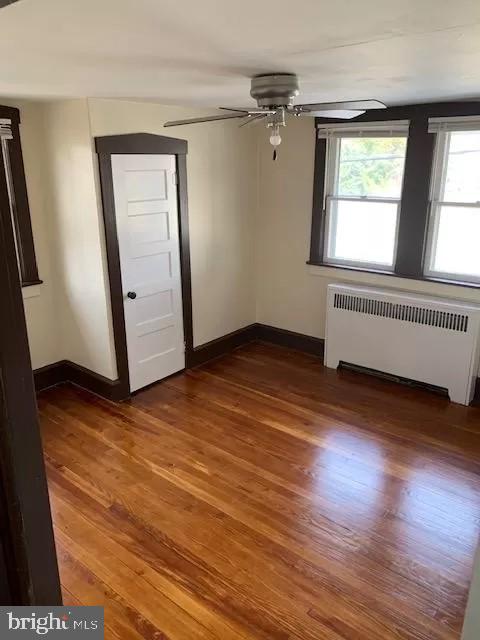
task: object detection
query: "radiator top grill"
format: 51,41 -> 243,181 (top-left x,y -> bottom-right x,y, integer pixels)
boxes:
333,293 -> 469,333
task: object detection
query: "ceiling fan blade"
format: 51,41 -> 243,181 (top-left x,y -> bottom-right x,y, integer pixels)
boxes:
295,99 -> 386,112
164,112 -> 248,128
291,109 -> 366,120
239,114 -> 268,127
219,107 -> 277,115
219,107 -> 253,113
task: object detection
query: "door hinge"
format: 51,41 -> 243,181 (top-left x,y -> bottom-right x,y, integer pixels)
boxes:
172,172 -> 178,186
183,340 -> 186,353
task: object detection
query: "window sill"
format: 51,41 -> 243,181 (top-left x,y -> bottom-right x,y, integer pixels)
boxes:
306,261 -> 480,291
22,283 -> 43,300
307,261 -> 394,277
22,279 -> 43,288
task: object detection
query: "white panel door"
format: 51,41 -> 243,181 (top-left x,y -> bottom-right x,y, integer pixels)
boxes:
112,154 -> 185,392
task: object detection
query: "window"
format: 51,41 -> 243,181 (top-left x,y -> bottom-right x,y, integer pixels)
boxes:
0,106 -> 40,287
310,105 -> 480,289
425,124 -> 480,283
322,126 -> 408,270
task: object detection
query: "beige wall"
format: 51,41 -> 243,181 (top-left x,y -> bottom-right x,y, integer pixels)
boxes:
9,100 -> 61,370
13,98 -> 258,377
39,99 -> 117,379
14,98 -> 480,379
256,117 -> 480,341
87,98 -> 258,348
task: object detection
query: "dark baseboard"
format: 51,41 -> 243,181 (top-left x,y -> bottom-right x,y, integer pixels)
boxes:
35,323 -> 324,399
188,324 -> 258,368
33,361 -> 69,392
36,326 -> 478,406
65,361 -> 125,402
255,324 -> 325,357
474,379 -> 480,406
34,360 -> 125,402
188,322 -> 325,368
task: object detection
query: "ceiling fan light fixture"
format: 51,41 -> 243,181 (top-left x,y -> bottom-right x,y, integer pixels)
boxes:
269,124 -> 282,147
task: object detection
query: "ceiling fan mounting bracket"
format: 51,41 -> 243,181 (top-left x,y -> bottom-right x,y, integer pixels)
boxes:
250,73 -> 300,108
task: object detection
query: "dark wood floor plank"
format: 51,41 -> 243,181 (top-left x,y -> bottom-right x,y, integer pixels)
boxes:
39,343 -> 480,640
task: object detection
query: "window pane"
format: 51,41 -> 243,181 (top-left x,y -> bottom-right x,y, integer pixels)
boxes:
327,199 -> 398,266
430,205 -> 480,278
1,139 -> 21,273
337,137 -> 407,198
442,131 -> 480,203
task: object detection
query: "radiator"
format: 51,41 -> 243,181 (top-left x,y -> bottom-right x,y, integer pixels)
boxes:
325,284 -> 480,405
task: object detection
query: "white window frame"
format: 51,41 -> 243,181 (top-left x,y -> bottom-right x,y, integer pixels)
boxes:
323,131 -> 407,271
425,129 -> 480,284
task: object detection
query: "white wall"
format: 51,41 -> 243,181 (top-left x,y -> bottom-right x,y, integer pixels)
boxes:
41,99 -> 117,379
12,98 -> 258,378
13,98 -> 480,380
87,98 -> 258,348
5,100 -> 61,370
256,117 -> 480,340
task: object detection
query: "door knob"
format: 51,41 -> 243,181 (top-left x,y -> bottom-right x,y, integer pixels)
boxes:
127,291 -> 137,299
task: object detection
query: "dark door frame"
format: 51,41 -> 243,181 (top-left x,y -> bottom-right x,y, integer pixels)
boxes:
0,134 -> 61,604
95,133 -> 194,399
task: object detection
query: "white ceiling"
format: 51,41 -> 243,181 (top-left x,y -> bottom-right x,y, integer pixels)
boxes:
2,0 -> 480,107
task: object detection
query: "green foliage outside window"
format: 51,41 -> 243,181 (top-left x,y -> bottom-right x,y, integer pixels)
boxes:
337,137 -> 407,199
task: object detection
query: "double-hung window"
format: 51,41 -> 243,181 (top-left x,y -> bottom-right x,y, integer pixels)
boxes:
0,106 -> 40,287
425,118 -> 480,284
320,122 -> 408,271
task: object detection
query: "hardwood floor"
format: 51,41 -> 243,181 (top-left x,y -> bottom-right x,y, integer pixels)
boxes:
38,342 -> 480,640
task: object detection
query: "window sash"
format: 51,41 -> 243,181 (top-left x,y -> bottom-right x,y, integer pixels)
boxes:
428,116 -> 480,133
317,120 -> 410,139
0,110 -> 41,287
323,135 -> 405,269
324,196 -> 401,270
424,201 -> 480,283
325,136 -> 407,201
425,130 -> 480,283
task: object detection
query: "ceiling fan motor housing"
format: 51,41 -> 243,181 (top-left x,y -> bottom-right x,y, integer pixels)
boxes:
250,73 -> 300,108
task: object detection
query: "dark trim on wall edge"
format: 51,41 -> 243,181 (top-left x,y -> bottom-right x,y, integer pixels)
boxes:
34,361 -> 124,402
256,324 -> 325,357
189,323 -> 325,368
0,113 -> 61,603
33,362 -> 69,391
474,379 -> 480,407
0,1 -> 22,8
95,133 -> 187,156
21,279 -> 43,288
188,324 -> 258,368
95,132 -> 193,399
34,326 -> 480,406
34,324 -> 325,395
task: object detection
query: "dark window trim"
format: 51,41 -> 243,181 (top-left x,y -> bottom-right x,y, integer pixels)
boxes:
95,133 -> 193,399
0,105 -> 42,287
309,100 -> 480,289
0,133 -> 61,604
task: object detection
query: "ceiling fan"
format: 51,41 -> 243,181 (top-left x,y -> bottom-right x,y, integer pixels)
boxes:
164,73 -> 387,159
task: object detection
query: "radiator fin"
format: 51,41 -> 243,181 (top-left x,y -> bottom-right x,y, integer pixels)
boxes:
333,293 -> 469,332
